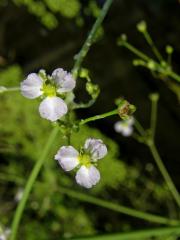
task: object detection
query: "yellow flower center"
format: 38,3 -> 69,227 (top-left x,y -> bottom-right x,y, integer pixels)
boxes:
43,84 -> 56,97
78,154 -> 91,168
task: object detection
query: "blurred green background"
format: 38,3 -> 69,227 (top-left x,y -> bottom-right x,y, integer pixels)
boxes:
0,0 -> 180,239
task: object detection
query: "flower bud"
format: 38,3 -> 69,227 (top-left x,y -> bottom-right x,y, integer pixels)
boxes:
166,45 -> 173,54
117,34 -> 127,46
149,93 -> 159,102
137,20 -> 147,33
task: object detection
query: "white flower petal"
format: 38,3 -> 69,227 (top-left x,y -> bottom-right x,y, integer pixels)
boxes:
55,146 -> 79,171
114,121 -> 124,133
84,138 -> 107,161
39,96 -> 67,121
0,234 -> 6,240
20,73 -> 43,99
52,68 -> 75,93
121,126 -> 133,137
114,117 -> 134,135
75,165 -> 100,188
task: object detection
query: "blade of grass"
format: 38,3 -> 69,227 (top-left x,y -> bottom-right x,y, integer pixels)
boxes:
71,226 -> 180,240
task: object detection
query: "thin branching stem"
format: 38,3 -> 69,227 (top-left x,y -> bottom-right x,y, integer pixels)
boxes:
149,93 -> 159,139
2,173 -> 179,227
80,109 -> 118,125
134,97 -> 180,209
148,142 -> 180,209
72,0 -> 114,79
10,127 -> 59,240
59,186 -> 179,226
142,31 -> 163,62
121,41 -> 180,83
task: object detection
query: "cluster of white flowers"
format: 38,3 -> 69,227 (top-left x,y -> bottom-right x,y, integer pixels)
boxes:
114,116 -> 134,137
21,69 -> 108,188
55,138 -> 107,188
20,68 -> 75,122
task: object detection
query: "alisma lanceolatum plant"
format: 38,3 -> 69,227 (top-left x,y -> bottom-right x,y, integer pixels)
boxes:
1,0 -> 180,240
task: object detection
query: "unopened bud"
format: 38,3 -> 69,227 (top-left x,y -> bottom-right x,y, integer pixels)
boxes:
79,68 -> 89,79
137,20 -> 147,32
149,93 -> 159,102
166,45 -> 173,54
117,34 -> 127,46
86,82 -> 100,99
147,60 -> 156,70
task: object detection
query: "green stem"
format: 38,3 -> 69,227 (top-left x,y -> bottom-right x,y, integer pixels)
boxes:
59,186 -> 179,226
168,70 -> 180,83
10,127 -> 59,240
143,31 -> 163,62
121,42 -> 180,83
72,99 -> 96,110
72,0 -> 114,79
2,172 -> 179,226
148,143 -> 180,209
0,86 -> 20,93
5,87 -> 20,91
134,119 -> 146,136
79,109 -> 118,125
72,226 -> 180,240
149,94 -> 159,140
167,53 -> 172,66
122,42 -> 151,62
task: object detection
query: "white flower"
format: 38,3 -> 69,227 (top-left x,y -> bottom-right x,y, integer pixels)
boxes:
14,188 -> 24,202
114,116 -> 134,137
0,234 -> 5,240
55,138 -> 107,188
0,228 -> 11,240
84,138 -> 107,161
20,68 -> 75,122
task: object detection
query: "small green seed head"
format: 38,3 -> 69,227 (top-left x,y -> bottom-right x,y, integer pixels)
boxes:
137,20 -> 147,32
149,93 -> 159,102
117,34 -> 127,46
166,45 -> 173,54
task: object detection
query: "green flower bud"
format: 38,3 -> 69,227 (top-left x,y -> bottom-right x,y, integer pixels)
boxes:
86,82 -> 100,99
166,45 -> 173,54
117,34 -> 127,46
147,60 -> 156,70
79,68 -> 89,79
149,93 -> 159,102
38,69 -> 47,81
137,20 -> 147,32
133,59 -> 146,66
